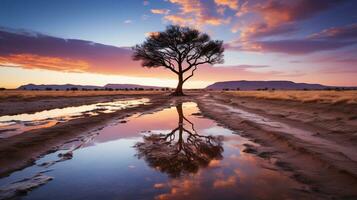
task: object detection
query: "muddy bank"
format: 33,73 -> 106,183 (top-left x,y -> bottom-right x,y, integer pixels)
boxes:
211,92 -> 357,145
0,95 -> 171,177
196,93 -> 357,198
0,93 -> 166,116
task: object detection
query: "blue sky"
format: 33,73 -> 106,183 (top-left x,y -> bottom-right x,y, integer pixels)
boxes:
0,0 -> 161,46
0,0 -> 357,88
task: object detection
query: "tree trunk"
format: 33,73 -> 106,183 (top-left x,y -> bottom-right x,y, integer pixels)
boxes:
176,103 -> 184,123
176,103 -> 184,150
171,73 -> 185,96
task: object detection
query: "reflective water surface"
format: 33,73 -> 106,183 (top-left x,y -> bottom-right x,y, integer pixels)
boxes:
0,102 -> 305,200
0,98 -> 149,138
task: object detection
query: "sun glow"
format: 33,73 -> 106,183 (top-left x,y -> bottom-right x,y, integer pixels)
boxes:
0,66 -> 211,89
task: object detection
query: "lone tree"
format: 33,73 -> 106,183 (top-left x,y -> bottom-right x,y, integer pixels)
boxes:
132,25 -> 224,96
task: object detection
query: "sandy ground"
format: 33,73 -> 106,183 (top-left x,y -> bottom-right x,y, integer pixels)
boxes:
0,90 -> 166,100
0,91 -> 357,198
0,91 -> 169,116
222,90 -> 357,104
197,92 -> 357,198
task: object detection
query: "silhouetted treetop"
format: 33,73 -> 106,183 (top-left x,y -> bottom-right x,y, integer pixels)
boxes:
132,25 -> 224,95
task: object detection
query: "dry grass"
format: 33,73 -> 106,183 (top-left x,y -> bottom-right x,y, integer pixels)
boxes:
222,90 -> 357,104
0,90 -> 165,100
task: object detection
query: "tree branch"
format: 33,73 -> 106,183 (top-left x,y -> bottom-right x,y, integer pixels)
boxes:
183,65 -> 197,83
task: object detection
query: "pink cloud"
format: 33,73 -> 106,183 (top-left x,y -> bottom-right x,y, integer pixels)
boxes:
235,0 -> 345,40
159,0 -> 231,28
226,23 -> 357,54
0,28 -> 302,82
226,39 -> 352,54
309,23 -> 357,41
214,0 -> 238,10
151,9 -> 170,15
0,28 -> 163,77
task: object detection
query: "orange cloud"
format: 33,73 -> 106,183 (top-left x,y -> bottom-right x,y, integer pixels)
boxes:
0,54 -> 90,73
164,0 -> 230,28
0,29 -> 168,78
164,14 -> 229,27
205,17 -> 230,26
0,28 -> 310,86
144,31 -> 160,37
151,9 -> 170,15
164,15 -> 194,26
214,0 -> 238,10
169,0 -> 201,14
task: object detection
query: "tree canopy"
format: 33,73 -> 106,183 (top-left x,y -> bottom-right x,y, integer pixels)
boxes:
132,25 -> 224,95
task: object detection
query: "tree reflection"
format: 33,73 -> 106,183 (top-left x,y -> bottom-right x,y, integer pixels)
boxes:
134,103 -> 223,178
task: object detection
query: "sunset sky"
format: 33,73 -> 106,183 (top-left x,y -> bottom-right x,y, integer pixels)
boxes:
0,0 -> 357,88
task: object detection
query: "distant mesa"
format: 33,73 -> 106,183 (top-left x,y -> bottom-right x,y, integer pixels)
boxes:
104,84 -> 162,90
17,83 -> 165,91
205,80 -> 357,90
17,84 -> 101,91
16,81 -> 357,91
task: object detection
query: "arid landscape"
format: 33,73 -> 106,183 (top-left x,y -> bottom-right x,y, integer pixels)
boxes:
0,90 -> 357,199
1,0 -> 357,199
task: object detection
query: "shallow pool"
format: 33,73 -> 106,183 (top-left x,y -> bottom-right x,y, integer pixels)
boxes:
0,98 -> 150,138
0,102 -> 305,200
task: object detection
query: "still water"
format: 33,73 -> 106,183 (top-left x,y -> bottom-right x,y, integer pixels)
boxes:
0,98 -> 149,138
0,102 -> 305,200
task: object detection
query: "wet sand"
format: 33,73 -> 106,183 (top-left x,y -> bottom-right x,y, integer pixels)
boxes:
0,94 -> 171,177
0,91 -> 357,199
197,92 -> 357,198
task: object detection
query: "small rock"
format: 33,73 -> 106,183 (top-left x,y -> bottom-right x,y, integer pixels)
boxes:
242,147 -> 257,154
58,151 -> 73,160
242,144 -> 257,154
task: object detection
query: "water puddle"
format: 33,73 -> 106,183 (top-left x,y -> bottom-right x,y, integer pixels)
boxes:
0,102 -> 306,200
0,98 -> 150,138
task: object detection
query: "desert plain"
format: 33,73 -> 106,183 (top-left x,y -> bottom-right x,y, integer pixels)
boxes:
0,90 -> 356,199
